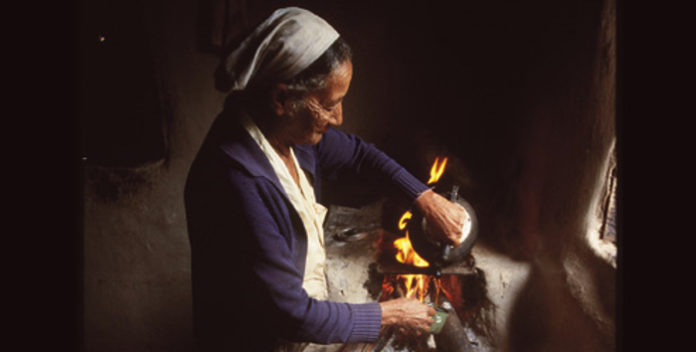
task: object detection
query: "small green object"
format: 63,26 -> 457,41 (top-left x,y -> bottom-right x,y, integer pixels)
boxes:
429,310 -> 448,334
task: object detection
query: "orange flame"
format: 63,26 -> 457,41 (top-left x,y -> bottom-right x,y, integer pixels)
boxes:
393,214 -> 431,302
398,211 -> 412,230
387,156 -> 449,303
397,274 -> 431,301
394,232 -> 429,267
427,157 -> 448,185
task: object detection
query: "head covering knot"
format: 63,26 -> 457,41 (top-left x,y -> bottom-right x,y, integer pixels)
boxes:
216,7 -> 340,92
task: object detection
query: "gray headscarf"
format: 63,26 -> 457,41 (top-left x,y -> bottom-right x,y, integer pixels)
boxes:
216,7 -> 340,92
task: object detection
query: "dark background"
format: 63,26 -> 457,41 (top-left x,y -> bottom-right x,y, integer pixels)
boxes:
76,0 -> 619,351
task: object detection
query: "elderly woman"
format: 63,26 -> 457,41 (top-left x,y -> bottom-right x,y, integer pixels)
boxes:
185,7 -> 470,352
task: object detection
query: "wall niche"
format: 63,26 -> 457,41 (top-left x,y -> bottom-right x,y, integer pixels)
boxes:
80,0 -> 169,167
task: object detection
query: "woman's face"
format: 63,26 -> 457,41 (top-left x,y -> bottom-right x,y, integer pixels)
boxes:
285,60 -> 353,145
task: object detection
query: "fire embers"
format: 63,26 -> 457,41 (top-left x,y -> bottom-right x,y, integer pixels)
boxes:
379,273 -> 462,309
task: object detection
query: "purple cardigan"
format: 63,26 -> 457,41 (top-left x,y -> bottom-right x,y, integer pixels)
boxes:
185,112 -> 429,351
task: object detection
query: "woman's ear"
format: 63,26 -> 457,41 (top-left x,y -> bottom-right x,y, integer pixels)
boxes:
270,83 -> 289,116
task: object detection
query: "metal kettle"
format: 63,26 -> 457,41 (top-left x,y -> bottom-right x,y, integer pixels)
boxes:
407,185 -> 479,269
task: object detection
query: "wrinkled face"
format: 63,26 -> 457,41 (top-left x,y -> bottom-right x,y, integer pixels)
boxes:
285,60 -> 353,145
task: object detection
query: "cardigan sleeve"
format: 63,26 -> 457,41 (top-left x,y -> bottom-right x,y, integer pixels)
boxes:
315,128 -> 430,202
227,172 -> 382,343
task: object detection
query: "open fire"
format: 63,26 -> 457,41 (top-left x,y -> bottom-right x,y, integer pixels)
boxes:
381,156 -> 458,304
372,156 -> 477,351
324,156 -> 490,351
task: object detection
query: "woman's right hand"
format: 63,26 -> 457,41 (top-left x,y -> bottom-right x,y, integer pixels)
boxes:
379,297 -> 436,335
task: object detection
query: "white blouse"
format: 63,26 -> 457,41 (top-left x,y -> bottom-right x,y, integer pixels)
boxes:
241,114 -> 329,300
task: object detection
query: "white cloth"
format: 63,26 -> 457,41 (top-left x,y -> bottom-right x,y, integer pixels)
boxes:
241,114 -> 329,299
220,7 -> 340,91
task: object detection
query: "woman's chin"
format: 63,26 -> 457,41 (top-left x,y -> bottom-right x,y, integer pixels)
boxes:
307,130 -> 327,144
309,134 -> 323,145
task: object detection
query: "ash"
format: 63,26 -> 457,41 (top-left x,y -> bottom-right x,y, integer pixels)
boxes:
463,326 -> 493,352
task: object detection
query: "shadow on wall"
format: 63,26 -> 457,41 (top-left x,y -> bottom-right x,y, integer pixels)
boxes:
506,262 -> 609,352
489,0 -> 617,349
